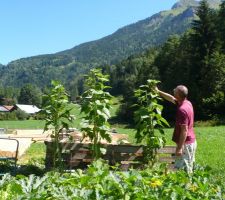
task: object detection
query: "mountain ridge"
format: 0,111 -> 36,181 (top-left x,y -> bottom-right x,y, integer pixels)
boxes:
0,0 -> 222,90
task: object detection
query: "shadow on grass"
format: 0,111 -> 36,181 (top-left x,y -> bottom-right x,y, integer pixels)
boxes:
109,116 -> 134,129
0,163 -> 46,177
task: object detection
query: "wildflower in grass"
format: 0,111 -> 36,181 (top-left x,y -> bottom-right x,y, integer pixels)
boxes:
149,178 -> 163,188
189,184 -> 198,192
212,187 -> 219,193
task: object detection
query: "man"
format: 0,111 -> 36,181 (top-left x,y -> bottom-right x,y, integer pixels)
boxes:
155,85 -> 197,173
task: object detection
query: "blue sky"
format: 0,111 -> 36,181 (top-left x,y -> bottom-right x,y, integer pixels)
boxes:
0,0 -> 178,65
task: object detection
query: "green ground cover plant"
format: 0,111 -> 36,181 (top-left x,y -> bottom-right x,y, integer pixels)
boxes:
0,160 -> 224,200
11,125 -> 224,186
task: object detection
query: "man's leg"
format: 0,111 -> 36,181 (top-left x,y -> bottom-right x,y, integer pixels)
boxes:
174,141 -> 197,173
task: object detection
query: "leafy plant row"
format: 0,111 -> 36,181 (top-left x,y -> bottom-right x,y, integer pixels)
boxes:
0,160 -> 224,200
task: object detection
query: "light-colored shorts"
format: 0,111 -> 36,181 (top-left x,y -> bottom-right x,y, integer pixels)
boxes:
174,141 -> 197,173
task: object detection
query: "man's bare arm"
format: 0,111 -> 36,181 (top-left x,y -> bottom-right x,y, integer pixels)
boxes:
176,125 -> 188,156
155,87 -> 176,104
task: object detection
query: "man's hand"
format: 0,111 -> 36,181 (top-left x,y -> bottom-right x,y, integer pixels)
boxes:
155,86 -> 159,91
176,148 -> 183,156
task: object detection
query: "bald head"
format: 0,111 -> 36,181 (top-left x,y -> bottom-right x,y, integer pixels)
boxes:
174,85 -> 188,100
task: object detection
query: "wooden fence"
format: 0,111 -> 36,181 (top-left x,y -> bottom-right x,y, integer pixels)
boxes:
45,141 -> 176,170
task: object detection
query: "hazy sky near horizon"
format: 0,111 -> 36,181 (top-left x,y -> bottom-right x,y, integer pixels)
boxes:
0,0 -> 178,65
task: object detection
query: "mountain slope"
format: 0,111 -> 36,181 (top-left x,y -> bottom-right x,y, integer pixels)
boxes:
0,0 -> 221,89
58,6 -> 195,65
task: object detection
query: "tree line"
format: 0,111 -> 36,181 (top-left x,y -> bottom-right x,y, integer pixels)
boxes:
103,0 -> 225,122
1,0 -> 224,123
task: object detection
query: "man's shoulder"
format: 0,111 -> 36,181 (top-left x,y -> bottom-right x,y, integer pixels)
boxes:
179,100 -> 194,116
181,100 -> 193,108
178,100 -> 191,110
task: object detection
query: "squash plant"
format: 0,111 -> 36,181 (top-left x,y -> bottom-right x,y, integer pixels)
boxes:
42,80 -> 74,170
133,79 -> 169,166
0,161 -> 223,199
80,69 -> 112,159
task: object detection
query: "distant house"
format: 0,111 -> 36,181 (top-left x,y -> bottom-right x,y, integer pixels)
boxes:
15,104 -> 41,114
3,106 -> 15,112
0,106 -> 9,112
0,105 -> 15,112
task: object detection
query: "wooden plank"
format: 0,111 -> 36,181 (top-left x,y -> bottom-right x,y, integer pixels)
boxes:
157,146 -> 176,154
68,160 -> 82,167
120,162 -> 142,170
83,159 -> 94,163
121,161 -> 141,164
104,152 -> 143,162
70,152 -> 92,160
62,143 -> 90,151
70,148 -> 91,154
106,144 -> 143,154
158,156 -> 175,163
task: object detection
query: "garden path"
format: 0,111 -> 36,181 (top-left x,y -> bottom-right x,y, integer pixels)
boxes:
1,129 -> 51,157
1,129 -> 129,157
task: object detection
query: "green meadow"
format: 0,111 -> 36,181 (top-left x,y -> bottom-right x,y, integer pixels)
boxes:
0,102 -> 224,182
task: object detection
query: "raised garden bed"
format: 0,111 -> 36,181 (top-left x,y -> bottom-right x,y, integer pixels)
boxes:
45,141 -> 176,170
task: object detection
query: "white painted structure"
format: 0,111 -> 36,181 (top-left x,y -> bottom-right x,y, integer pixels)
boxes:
15,104 -> 41,114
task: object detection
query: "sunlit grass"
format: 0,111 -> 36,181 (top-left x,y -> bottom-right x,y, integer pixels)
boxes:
1,101 -> 224,181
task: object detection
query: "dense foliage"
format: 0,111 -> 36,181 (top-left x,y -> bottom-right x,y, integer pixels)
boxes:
106,0 -> 225,121
0,0 -> 224,122
133,80 -> 169,164
0,160 -> 224,199
0,0 -> 201,97
18,84 -> 42,107
42,81 -> 74,170
80,69 -> 112,159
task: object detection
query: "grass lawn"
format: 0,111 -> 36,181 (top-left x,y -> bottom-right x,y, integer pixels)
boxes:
115,126 -> 225,179
194,126 -> 225,181
0,120 -> 45,129
1,101 -> 224,181
0,104 -> 82,129
17,125 -> 225,183
163,126 -> 225,180
18,142 -> 46,165
0,100 -> 119,129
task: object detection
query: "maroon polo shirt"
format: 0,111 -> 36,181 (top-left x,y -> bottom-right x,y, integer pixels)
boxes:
172,99 -> 196,144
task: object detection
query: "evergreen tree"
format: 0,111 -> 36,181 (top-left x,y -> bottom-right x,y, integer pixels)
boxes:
191,0 -> 218,60
18,84 -> 42,107
202,52 -> 225,117
189,0 -> 219,118
217,0 -> 225,53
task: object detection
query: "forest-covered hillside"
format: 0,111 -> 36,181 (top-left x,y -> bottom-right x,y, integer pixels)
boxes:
104,0 -> 225,120
0,0 -> 204,91
0,0 -> 224,121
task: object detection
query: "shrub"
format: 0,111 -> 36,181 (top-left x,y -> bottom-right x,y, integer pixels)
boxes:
15,110 -> 29,120
41,80 -> 74,170
80,69 -> 112,159
0,112 -> 17,120
133,79 -> 169,165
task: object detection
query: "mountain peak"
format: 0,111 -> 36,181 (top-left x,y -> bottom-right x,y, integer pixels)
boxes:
172,0 -> 198,9
172,0 -> 222,10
